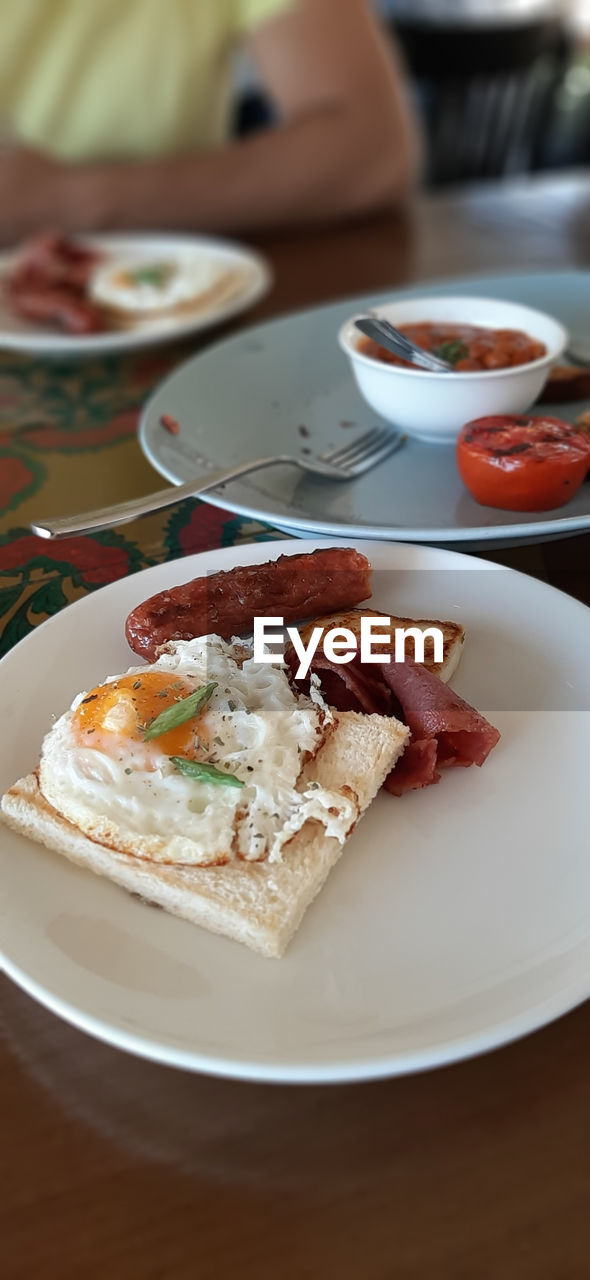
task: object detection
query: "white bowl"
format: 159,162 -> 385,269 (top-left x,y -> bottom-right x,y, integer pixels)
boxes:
338,295 -> 568,444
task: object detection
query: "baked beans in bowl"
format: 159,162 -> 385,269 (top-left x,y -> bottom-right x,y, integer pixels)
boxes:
338,296 -> 568,444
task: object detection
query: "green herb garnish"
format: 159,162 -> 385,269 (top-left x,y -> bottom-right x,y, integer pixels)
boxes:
127,262 -> 174,288
143,683 -> 217,741
432,339 -> 468,366
170,757 -> 244,788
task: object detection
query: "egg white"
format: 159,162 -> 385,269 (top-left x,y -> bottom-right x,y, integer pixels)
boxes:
89,253 -> 227,316
39,637 -> 357,867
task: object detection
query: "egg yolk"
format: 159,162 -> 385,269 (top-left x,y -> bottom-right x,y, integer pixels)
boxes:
73,672 -> 210,761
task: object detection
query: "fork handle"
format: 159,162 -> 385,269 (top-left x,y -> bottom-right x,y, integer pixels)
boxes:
30,456 -> 286,540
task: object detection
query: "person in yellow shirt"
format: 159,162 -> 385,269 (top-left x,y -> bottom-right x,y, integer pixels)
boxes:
0,0 -> 418,242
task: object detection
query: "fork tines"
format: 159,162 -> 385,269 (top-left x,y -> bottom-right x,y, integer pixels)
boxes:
321,426 -> 400,473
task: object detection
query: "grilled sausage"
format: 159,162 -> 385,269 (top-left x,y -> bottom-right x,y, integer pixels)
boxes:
125,547 -> 372,662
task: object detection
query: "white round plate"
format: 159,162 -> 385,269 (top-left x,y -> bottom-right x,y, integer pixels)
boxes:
140,270 -> 590,546
0,233 -> 271,357
0,539 -> 588,1081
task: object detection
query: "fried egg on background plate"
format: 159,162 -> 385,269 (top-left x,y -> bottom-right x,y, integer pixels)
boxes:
88,253 -> 231,318
39,637 -> 358,867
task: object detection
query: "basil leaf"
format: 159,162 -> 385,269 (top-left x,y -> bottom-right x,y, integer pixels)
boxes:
128,263 -> 172,287
432,339 -> 468,366
171,757 -> 244,788
143,682 -> 217,741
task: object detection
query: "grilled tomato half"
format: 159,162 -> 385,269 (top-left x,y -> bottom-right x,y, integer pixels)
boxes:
457,414 -> 590,511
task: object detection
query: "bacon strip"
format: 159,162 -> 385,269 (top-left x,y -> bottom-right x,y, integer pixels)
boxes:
380,659 -> 500,794
6,232 -> 104,334
293,650 -> 393,716
290,650 -> 499,796
8,287 -> 103,335
383,738 -> 439,795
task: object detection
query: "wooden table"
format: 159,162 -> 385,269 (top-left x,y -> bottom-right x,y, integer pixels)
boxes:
2,172 -> 589,1279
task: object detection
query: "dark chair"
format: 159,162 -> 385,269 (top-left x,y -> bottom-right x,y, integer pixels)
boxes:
231,15 -> 587,183
389,16 -> 575,184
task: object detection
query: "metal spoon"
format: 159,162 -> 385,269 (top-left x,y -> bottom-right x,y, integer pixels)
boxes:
354,315 -> 454,373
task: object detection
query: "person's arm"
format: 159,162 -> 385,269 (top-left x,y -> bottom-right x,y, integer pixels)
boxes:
1,0 -> 419,239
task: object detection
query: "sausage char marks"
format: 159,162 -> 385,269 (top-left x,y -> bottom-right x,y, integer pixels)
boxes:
125,548 -> 372,662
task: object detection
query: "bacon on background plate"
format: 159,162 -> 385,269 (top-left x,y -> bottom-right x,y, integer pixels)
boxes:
5,232 -> 105,334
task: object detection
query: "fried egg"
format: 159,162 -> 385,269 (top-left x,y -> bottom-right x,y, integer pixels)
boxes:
39,637 -> 358,867
89,253 -> 228,317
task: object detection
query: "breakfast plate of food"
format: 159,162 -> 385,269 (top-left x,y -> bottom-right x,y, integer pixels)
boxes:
0,539 -> 588,1081
140,270 -> 590,547
0,231 -> 271,356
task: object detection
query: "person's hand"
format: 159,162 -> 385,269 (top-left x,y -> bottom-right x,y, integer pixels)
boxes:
0,145 -> 75,244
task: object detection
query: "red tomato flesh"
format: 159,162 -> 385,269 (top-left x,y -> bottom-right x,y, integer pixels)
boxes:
457,415 -> 590,511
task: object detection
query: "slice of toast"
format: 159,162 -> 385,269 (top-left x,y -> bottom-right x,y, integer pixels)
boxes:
538,364 -> 590,404
294,609 -> 465,683
1,710 -> 407,958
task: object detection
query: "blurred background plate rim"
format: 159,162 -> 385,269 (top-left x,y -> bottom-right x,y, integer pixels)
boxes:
0,231 -> 272,357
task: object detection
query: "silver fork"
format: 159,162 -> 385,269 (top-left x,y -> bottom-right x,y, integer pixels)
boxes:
31,426 -> 404,540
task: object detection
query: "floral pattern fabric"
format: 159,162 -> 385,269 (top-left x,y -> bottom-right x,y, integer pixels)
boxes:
0,343 -> 277,657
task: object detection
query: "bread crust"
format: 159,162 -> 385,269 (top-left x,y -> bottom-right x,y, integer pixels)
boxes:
293,609 -> 465,682
1,710 -> 408,958
98,266 -> 248,328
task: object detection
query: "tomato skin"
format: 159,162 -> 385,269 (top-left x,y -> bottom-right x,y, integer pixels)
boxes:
457,415 -> 590,512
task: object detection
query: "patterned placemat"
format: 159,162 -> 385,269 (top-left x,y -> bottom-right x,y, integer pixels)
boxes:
0,344 -> 279,657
